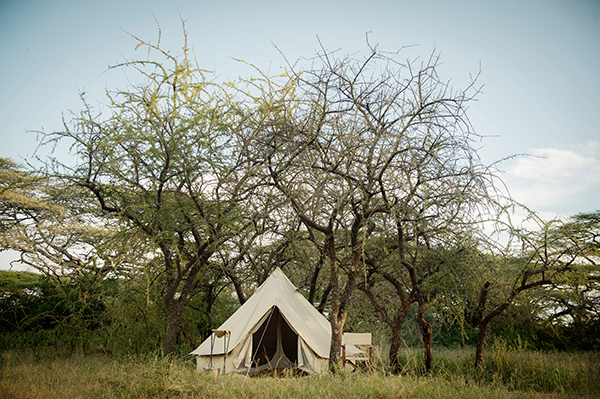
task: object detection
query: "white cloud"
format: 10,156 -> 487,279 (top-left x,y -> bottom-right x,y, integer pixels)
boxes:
503,141 -> 600,214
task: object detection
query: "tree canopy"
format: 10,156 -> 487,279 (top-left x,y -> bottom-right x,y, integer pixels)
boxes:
1,32 -> 598,368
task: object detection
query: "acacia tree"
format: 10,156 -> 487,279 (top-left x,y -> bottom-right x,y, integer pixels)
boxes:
0,163 -> 152,351
359,214 -> 496,373
1,185 -> 130,277
542,213 -> 600,347
240,55 -> 385,369
40,33 -> 256,356
1,158 -> 133,280
470,212 -> 599,368
541,265 -> 600,349
0,158 -> 52,237
356,247 -> 418,374
240,42 -> 499,370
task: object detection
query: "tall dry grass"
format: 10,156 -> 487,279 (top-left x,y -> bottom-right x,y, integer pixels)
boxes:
395,343 -> 599,397
0,348 -> 597,399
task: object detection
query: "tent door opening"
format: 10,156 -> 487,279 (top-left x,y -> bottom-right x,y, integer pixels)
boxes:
252,306 -> 298,370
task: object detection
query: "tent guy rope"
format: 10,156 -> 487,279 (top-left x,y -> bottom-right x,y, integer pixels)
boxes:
241,305 -> 276,388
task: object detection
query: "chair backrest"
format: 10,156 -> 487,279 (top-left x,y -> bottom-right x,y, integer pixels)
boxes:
342,333 -> 371,346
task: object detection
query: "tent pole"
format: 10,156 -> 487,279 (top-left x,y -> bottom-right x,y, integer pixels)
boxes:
209,334 -> 215,368
223,331 -> 230,374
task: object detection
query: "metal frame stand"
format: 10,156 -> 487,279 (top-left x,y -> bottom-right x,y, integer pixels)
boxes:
208,329 -> 231,374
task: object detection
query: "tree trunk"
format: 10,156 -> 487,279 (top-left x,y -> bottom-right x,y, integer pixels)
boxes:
326,233 -> 343,371
358,271 -> 416,374
163,300 -> 185,357
389,326 -> 404,374
416,300 -> 432,374
308,255 -> 325,305
328,277 -> 353,371
197,285 -> 216,341
329,318 -> 344,371
474,321 -> 490,369
328,252 -> 358,370
316,283 -> 331,314
474,281 -> 491,369
472,279 -> 549,370
229,273 -> 246,305
388,304 -> 412,374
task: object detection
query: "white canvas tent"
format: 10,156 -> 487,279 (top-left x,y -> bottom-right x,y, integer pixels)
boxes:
190,267 -> 358,374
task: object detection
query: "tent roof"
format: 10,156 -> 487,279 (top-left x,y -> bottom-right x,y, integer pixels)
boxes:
191,268 -> 332,359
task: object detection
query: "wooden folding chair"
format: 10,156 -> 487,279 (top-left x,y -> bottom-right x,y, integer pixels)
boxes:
341,332 -> 372,372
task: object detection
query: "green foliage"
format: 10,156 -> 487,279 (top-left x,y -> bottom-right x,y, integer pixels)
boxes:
0,268 -> 241,356
0,158 -> 49,236
0,270 -> 41,295
0,270 -> 44,333
96,275 -> 166,354
0,269 -> 120,353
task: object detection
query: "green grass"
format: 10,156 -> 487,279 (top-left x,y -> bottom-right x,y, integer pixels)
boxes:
0,348 -> 598,399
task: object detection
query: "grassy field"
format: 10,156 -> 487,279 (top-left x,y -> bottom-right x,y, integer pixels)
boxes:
1,347 -> 598,399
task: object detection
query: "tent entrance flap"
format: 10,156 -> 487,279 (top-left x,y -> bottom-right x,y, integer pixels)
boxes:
252,307 -> 298,369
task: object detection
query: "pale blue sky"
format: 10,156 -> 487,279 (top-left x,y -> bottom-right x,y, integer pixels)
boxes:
1,0 -> 599,220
